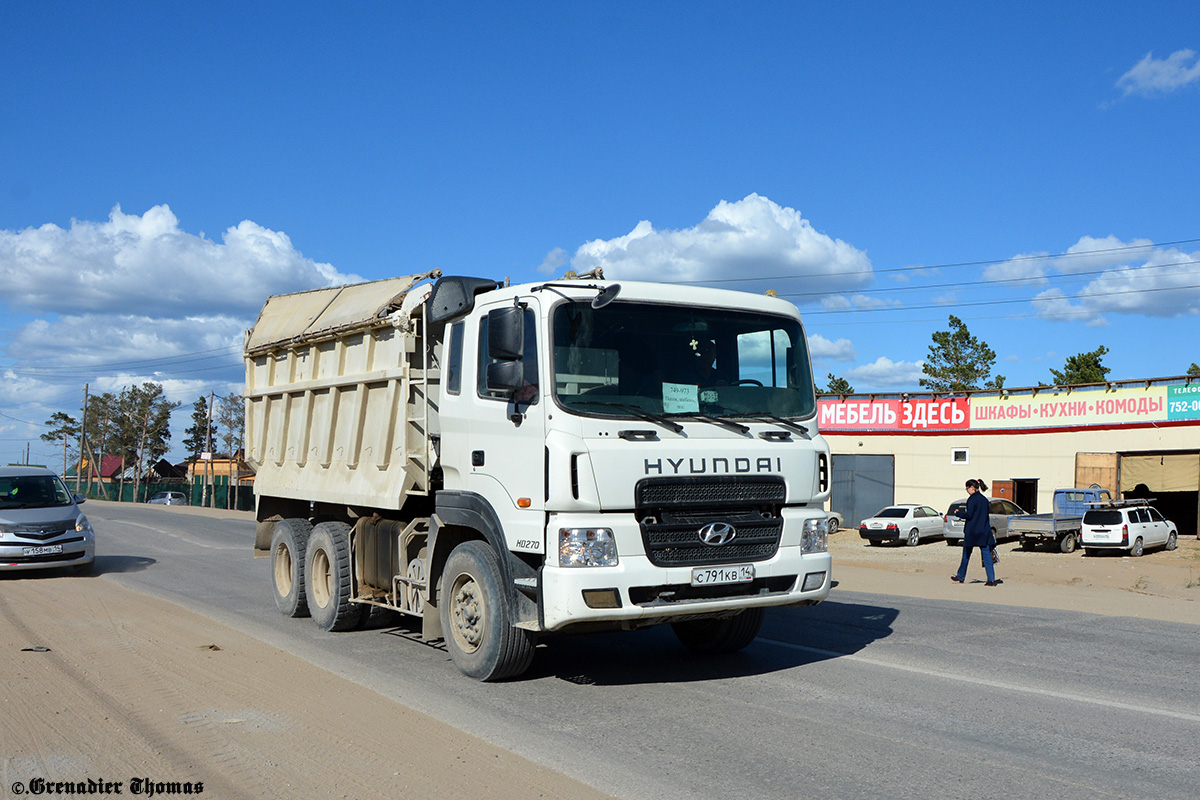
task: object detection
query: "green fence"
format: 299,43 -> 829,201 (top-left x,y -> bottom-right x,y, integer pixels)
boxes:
77,476 -> 254,511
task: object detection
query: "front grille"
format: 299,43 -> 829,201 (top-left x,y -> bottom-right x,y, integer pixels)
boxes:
636,477 -> 786,567
636,476 -> 786,508
6,526 -> 72,541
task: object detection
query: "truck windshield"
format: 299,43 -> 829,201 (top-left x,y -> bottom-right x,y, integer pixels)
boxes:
551,301 -> 815,420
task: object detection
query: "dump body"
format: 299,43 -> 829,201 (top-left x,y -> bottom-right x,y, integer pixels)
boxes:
244,273 -> 438,512
245,272 -> 834,679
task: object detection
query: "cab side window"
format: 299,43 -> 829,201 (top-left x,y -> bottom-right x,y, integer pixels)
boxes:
477,309 -> 539,403
446,322 -> 465,396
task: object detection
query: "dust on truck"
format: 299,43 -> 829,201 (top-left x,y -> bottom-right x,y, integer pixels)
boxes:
245,269 -> 833,680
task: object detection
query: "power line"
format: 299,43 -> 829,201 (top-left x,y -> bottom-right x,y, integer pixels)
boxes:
802,279 -> 1200,315
780,257 -> 1200,301
672,236 -> 1200,285
9,345 -> 241,377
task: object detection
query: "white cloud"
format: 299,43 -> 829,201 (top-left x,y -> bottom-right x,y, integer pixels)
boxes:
571,194 -> 872,297
1117,49 -> 1200,97
819,293 -> 901,311
1027,242 -> 1200,322
983,251 -> 1051,283
0,204 -> 358,317
537,247 -> 568,275
844,357 -> 925,388
0,205 -> 363,464
807,333 -> 856,363
1052,235 -> 1156,274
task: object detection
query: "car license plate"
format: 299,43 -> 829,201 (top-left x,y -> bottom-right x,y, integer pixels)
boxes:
22,545 -> 63,556
691,564 -> 754,587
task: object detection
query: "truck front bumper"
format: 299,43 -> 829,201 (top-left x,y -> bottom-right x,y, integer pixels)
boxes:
538,509 -> 832,632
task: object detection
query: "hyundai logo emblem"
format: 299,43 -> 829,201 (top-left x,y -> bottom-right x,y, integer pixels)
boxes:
698,521 -> 737,546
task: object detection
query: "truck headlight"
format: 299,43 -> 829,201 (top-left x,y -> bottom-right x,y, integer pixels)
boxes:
802,518 -> 828,554
559,528 -> 618,567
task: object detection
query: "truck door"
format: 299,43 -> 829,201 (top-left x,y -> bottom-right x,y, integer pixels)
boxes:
441,298 -> 547,554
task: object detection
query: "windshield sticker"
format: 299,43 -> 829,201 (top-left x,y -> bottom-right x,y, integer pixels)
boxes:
662,382 -> 699,413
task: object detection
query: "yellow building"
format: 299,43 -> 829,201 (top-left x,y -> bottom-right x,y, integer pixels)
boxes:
818,376 -> 1200,536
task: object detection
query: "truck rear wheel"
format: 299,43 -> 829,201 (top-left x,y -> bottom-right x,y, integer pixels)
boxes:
305,521 -> 365,632
271,518 -> 312,617
672,607 -> 765,654
1059,532 -> 1077,554
439,541 -> 535,681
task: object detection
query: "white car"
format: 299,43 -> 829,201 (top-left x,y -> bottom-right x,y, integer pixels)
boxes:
858,504 -> 944,546
826,511 -> 843,534
1081,503 -> 1178,557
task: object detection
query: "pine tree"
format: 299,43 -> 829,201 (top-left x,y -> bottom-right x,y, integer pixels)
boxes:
40,412 -> 80,476
824,373 -> 854,394
182,396 -> 217,460
920,315 -> 1003,392
1050,346 -> 1110,386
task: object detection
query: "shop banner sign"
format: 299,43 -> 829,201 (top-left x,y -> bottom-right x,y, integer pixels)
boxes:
970,386 -> 1166,430
1168,384 -> 1200,420
818,397 -> 969,431
818,385 -> 1190,432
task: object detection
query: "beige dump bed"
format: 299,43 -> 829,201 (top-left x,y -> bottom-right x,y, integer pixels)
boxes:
243,272 -> 441,510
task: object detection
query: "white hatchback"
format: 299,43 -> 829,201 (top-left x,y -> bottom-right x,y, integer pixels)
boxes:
1081,504 -> 1178,557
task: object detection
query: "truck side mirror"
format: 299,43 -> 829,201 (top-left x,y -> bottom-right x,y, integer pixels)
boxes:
486,360 -> 524,393
487,306 -> 524,361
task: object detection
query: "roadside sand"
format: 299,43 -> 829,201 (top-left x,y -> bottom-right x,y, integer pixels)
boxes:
1,570 -> 614,800
829,528 -> 1200,625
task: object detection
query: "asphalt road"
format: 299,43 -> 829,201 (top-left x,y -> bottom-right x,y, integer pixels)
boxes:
85,501 -> 1199,800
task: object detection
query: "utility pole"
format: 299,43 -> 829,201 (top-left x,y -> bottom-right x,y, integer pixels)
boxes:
204,390 -> 214,508
78,384 -> 89,493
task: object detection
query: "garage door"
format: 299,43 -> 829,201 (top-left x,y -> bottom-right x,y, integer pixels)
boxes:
831,454 -> 895,529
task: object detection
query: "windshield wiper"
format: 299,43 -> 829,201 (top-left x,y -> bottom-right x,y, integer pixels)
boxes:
666,413 -> 750,435
568,401 -> 685,434
747,414 -> 809,435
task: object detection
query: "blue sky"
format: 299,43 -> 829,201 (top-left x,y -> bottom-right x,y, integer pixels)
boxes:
2,2 -> 1199,466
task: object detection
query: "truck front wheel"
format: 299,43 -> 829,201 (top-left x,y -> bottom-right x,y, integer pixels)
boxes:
439,541 -> 535,681
672,608 -> 765,654
305,521 -> 364,631
1059,532 -> 1077,554
270,518 -> 312,617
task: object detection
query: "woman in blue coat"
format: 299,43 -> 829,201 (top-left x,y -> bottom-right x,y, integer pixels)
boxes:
952,479 -> 998,585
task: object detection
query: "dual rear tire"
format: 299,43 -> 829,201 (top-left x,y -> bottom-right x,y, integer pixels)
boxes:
270,518 -> 364,631
270,518 -> 312,617
305,521 -> 365,632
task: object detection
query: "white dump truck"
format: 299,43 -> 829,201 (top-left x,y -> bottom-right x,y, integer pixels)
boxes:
245,269 -> 833,680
